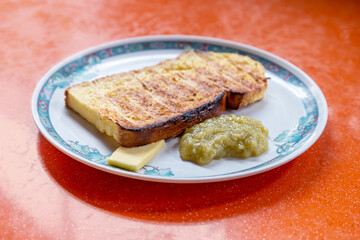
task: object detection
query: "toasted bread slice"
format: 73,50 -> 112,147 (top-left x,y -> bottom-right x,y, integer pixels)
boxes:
65,50 -> 267,147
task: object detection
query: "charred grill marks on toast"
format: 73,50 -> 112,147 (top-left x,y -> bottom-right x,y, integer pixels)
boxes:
65,50 -> 267,147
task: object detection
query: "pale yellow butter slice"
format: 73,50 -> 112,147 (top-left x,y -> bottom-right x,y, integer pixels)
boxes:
106,140 -> 166,171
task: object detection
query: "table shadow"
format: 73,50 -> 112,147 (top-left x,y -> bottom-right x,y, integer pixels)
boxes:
38,133 -> 328,223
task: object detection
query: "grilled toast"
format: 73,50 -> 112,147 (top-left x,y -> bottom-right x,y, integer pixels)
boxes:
65,50 -> 267,147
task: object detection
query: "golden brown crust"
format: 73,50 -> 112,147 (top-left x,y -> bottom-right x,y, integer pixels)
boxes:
227,80 -> 267,109
117,93 -> 227,147
65,50 -> 267,147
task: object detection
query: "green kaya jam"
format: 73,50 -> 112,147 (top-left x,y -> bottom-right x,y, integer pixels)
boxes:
179,114 -> 268,165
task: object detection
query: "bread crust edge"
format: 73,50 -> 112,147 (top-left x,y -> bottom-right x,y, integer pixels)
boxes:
116,92 -> 227,147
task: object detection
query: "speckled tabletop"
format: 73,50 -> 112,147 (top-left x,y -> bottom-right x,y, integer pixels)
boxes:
0,0 -> 359,239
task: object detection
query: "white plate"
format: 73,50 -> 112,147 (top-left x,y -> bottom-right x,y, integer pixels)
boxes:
32,35 -> 327,183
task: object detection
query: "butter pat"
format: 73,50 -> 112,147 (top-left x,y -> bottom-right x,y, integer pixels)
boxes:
106,140 -> 166,171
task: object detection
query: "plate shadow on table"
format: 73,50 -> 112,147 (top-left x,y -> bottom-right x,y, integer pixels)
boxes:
38,133 -> 329,223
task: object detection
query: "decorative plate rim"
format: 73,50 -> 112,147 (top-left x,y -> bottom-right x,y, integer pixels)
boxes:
31,35 -> 328,183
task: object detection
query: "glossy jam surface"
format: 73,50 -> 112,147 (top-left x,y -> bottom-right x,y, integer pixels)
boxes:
180,115 -> 268,165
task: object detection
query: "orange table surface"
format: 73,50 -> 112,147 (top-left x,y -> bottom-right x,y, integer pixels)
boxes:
0,0 -> 359,239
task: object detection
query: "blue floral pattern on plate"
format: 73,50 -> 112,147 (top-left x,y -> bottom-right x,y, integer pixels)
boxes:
35,38 -> 320,178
